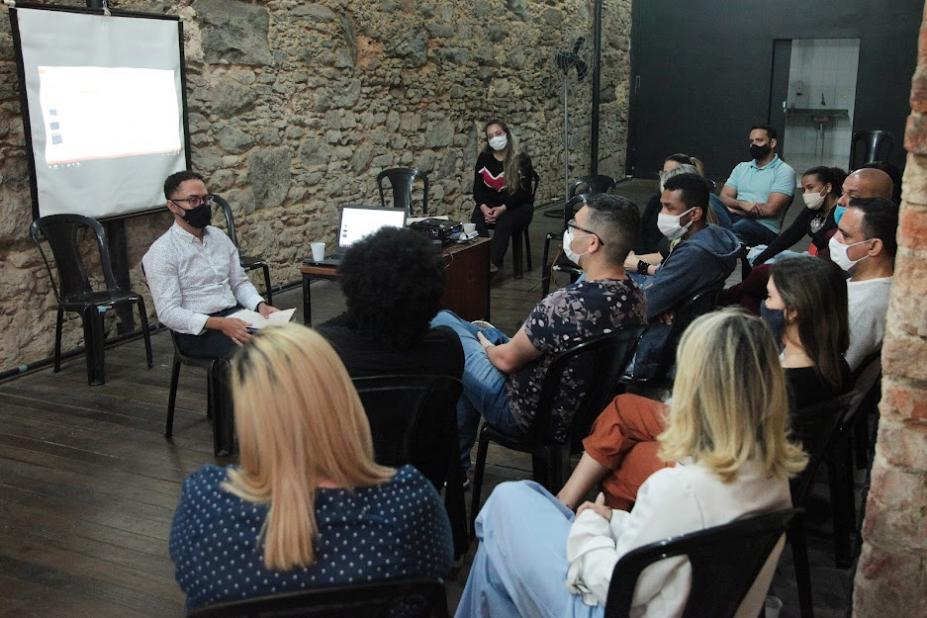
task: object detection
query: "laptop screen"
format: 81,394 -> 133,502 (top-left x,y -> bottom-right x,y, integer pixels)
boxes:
339,206 -> 406,248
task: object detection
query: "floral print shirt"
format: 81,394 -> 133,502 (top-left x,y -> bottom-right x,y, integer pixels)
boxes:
506,277 -> 646,441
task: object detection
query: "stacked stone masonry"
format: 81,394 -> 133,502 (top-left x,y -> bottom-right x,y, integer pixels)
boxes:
0,0 -> 633,370
853,2 -> 927,615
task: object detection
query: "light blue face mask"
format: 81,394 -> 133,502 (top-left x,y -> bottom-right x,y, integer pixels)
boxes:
833,205 -> 847,225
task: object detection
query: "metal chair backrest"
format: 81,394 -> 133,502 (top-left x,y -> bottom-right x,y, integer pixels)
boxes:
530,326 -> 643,445
352,375 -> 462,484
850,130 -> 894,169
569,174 -> 616,198
530,170 -> 541,202
188,577 -> 449,618
789,392 -> 858,505
376,167 -> 429,216
604,508 -> 800,618
561,192 -> 596,232
212,194 -> 241,248
30,214 -> 120,303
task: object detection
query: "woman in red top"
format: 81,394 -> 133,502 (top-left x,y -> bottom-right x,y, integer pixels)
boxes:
471,119 -> 536,271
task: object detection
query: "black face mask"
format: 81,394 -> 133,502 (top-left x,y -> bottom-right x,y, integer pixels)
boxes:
183,203 -> 212,229
760,302 -> 786,346
750,143 -> 772,160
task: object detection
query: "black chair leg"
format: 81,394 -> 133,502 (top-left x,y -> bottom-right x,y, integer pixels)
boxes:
81,306 -> 105,385
137,300 -> 153,369
531,452 -> 550,489
261,264 -> 273,305
469,427 -> 490,537
524,228 -> 532,271
512,233 -> 524,279
788,519 -> 815,618
827,439 -> 855,568
53,306 -> 64,373
166,353 -> 181,439
444,452 -> 469,559
210,361 -> 234,457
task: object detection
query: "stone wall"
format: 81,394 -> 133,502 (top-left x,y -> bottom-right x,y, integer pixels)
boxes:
0,0 -> 633,372
853,2 -> 927,614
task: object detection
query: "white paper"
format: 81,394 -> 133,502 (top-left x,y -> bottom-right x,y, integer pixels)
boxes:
229,308 -> 296,329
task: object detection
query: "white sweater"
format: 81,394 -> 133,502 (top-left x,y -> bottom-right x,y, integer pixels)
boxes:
565,458 -> 791,617
846,277 -> 892,370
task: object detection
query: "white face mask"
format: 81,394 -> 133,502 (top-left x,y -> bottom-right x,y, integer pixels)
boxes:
829,236 -> 872,272
562,227 -> 589,265
657,207 -> 694,241
488,134 -> 508,151
802,190 -> 826,211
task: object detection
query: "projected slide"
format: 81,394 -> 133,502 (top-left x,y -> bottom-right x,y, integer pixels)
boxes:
38,66 -> 182,166
12,6 -> 189,219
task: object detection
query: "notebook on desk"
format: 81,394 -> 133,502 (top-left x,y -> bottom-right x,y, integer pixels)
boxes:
303,205 -> 407,266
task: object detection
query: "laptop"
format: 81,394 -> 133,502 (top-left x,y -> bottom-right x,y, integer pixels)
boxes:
304,205 -> 407,266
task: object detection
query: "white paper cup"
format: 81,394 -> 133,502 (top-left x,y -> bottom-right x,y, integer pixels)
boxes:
463,222 -> 477,234
764,595 -> 783,618
311,242 -> 326,262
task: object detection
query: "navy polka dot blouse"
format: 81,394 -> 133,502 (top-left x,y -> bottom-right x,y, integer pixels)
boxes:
169,464 -> 454,610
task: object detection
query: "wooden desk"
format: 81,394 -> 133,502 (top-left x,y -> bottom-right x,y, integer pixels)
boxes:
299,237 -> 491,325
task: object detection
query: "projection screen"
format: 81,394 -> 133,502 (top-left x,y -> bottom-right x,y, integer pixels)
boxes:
11,5 -> 190,219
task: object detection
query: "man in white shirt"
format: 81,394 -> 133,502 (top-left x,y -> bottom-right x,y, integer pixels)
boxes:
143,170 -> 278,454
829,193 -> 898,370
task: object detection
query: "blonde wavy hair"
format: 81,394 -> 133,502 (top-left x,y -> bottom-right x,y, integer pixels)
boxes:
222,324 -> 393,570
658,308 -> 808,482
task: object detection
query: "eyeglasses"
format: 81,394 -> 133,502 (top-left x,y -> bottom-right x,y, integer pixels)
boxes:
567,219 -> 605,245
170,194 -> 215,208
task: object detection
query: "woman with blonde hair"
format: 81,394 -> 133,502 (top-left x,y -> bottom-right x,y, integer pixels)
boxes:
169,324 -> 453,610
455,309 -> 806,618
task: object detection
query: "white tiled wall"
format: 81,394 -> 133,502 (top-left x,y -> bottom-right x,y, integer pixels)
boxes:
783,38 -> 860,175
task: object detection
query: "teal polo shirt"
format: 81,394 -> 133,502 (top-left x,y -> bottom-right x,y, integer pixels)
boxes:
725,154 -> 796,232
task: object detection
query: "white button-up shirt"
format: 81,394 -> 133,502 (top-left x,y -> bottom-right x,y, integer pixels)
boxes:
142,223 -> 264,335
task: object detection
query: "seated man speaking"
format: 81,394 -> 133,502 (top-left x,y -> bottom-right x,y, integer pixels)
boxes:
433,194 -> 646,471
143,170 -> 278,454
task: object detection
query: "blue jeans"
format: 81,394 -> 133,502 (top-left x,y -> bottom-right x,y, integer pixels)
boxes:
431,310 -> 524,470
729,214 -> 778,246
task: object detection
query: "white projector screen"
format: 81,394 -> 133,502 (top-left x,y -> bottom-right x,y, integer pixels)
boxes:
11,6 -> 190,219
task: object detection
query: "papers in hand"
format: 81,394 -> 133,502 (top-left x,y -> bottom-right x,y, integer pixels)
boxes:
229,308 -> 296,329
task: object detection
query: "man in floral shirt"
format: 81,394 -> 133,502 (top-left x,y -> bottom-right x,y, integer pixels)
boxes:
433,194 -> 646,471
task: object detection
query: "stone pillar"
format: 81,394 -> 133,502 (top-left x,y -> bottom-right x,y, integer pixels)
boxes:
853,3 -> 927,615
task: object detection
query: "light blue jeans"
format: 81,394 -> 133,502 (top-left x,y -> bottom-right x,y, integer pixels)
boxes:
431,310 -> 524,470
455,481 -> 603,618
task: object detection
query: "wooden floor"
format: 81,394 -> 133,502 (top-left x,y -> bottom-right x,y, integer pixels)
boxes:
0,183 -> 860,617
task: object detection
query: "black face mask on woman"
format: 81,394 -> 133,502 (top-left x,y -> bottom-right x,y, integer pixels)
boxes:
182,203 -> 212,229
750,143 -> 772,160
760,302 -> 786,347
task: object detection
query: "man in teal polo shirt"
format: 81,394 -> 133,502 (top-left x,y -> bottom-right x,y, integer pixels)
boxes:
720,125 -> 796,246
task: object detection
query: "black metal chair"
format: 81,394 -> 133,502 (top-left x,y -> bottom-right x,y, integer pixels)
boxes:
540,193 -> 593,297
509,169 -> 541,279
164,331 -> 236,457
604,508 -> 801,618
469,327 -> 643,535
352,374 -> 468,558
543,174 -> 616,219
376,167 -> 429,216
850,130 -> 894,170
187,577 -> 448,618
788,392 -> 858,618
139,263 -> 232,457
214,195 -> 273,305
30,214 -> 153,386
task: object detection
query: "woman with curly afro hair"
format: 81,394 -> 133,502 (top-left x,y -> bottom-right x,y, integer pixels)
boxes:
316,225 -> 464,379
